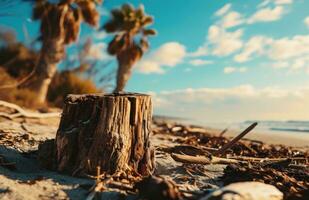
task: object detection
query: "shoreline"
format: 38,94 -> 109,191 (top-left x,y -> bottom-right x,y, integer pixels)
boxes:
154,117 -> 309,147
204,127 -> 309,147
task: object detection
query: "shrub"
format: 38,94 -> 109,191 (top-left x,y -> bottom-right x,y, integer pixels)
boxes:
0,69 -> 43,108
0,69 -> 101,108
0,37 -> 101,108
47,71 -> 101,108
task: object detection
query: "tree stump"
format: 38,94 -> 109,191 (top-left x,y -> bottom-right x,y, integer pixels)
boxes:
52,93 -> 154,176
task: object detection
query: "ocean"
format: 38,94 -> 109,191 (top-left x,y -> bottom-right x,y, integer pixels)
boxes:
186,119 -> 309,135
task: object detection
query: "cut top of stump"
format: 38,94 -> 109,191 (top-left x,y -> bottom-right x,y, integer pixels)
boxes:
65,93 -> 150,104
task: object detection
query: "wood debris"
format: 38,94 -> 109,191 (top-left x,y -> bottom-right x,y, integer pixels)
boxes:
153,120 -> 308,200
0,111 -> 308,200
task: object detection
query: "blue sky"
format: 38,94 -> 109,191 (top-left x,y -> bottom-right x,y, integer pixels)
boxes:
1,0 -> 309,122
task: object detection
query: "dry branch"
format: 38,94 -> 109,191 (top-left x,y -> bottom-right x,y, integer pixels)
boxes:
214,122 -> 258,156
0,100 -> 60,119
171,153 -> 245,165
226,156 -> 306,162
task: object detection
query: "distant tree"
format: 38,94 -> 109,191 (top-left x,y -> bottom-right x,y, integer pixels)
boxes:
0,30 -> 104,108
27,0 -> 102,104
103,4 -> 156,92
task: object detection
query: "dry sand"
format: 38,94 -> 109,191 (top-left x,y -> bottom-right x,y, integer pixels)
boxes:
0,115 -> 308,199
0,116 -> 224,200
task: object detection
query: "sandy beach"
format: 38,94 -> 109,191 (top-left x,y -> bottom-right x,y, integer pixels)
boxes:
204,127 -> 309,147
0,114 -> 308,200
1,1 -> 309,199
155,117 -> 309,148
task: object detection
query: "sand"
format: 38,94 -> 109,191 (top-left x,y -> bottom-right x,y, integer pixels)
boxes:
0,116 -> 225,200
0,114 -> 308,199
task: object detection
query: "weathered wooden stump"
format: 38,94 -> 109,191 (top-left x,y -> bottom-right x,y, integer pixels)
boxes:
40,93 -> 155,176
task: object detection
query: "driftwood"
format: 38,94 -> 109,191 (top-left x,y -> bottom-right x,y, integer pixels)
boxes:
171,153 -> 245,165
0,100 -> 60,119
226,155 -> 306,162
215,122 -> 257,156
171,153 -> 211,164
170,123 -> 258,166
44,93 -> 155,176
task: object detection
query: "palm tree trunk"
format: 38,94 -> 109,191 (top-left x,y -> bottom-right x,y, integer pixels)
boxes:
30,56 -> 58,104
26,32 -> 65,103
114,47 -> 142,93
114,62 -> 133,92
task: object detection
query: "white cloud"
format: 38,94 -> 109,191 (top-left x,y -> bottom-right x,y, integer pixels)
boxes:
215,3 -> 232,17
234,36 -> 273,62
258,0 -> 271,8
234,34 -> 309,72
258,0 -> 293,8
304,16 -> 309,28
248,6 -> 284,24
223,66 -> 247,74
135,42 -> 186,74
187,46 -> 208,57
268,35 -> 309,60
208,25 -> 244,56
271,54 -> 309,73
223,67 -> 236,74
275,0 -> 293,5
191,25 -> 243,58
189,59 -> 213,66
221,11 -> 244,28
152,85 -> 309,122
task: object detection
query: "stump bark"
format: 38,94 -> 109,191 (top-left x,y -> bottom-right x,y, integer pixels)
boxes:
52,93 -> 154,176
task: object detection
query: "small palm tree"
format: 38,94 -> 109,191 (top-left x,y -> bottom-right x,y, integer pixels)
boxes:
29,0 -> 102,103
103,4 -> 156,92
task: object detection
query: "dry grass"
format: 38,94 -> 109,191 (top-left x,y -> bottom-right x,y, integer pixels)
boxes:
0,69 -> 42,108
47,71 -> 101,108
0,68 -> 101,108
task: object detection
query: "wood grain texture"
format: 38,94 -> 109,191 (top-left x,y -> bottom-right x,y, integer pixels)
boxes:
51,93 -> 154,176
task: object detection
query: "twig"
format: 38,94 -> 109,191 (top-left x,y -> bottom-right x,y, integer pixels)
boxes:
0,100 -> 60,119
214,122 -> 258,156
219,128 -> 228,137
211,156 -> 246,164
171,153 -> 210,164
226,156 -> 306,162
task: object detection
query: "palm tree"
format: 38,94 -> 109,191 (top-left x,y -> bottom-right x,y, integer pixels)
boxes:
103,4 -> 156,92
28,0 -> 102,104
